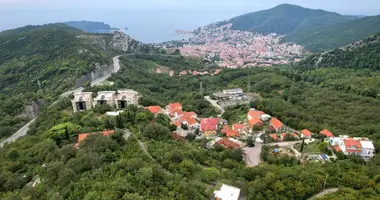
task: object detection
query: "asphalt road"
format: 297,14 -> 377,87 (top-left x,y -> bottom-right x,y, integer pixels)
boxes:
0,55 -> 122,148
204,95 -> 225,116
243,140 -> 302,167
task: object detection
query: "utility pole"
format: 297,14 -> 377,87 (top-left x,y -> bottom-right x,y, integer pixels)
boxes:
323,174 -> 329,189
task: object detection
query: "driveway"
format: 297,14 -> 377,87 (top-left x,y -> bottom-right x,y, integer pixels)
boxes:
243,140 -> 302,166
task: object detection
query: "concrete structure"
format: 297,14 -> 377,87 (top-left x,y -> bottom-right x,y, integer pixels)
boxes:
72,90 -> 139,113
214,184 -> 241,200
213,88 -> 244,100
115,89 -> 139,109
93,91 -> 116,107
330,135 -> 375,159
71,92 -> 93,112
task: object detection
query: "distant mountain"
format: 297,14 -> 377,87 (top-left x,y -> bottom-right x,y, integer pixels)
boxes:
64,21 -> 118,33
282,15 -> 380,52
220,4 -> 352,35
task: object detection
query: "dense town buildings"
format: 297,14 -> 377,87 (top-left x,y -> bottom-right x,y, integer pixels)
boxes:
164,23 -> 306,68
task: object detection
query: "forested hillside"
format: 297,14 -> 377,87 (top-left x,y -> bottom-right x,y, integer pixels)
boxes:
282,15 -> 380,52
0,24 -> 159,139
221,4 -> 351,35
1,57 -> 380,198
283,32 -> 380,98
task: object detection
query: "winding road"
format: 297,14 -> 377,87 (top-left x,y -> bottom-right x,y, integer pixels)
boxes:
0,55 -> 123,147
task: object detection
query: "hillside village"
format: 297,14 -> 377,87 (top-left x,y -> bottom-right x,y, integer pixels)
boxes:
72,88 -> 376,166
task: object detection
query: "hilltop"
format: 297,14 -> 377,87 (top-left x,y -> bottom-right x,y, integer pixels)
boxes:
64,21 -> 118,33
220,4 -> 351,35
282,15 -> 380,52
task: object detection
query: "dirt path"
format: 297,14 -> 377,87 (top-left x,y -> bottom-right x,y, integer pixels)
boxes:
308,188 -> 339,199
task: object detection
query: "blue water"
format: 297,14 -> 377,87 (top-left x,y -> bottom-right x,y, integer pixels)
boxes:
0,9 -> 244,43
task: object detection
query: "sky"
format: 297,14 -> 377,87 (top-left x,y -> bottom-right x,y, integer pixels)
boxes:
1,0 -> 380,15
1,0 -> 379,43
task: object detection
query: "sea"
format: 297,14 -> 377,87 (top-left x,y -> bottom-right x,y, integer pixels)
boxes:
0,9 -> 245,44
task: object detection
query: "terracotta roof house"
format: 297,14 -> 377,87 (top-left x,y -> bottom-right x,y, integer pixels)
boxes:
249,118 -> 264,127
320,129 -> 334,138
200,118 -> 219,136
171,121 -> 181,128
182,117 -> 198,129
269,134 -> 279,141
330,135 -> 375,158
168,102 -> 182,112
146,106 -> 161,114
247,110 -> 264,120
215,138 -> 242,149
301,129 -> 313,138
75,130 -> 116,148
270,118 -> 285,132
232,123 -> 245,131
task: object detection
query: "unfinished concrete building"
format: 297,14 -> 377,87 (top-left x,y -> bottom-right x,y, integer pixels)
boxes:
72,92 -> 93,112
93,91 -> 116,107
115,89 -> 139,109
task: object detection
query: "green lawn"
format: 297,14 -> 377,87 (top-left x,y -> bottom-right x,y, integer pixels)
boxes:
295,142 -> 321,153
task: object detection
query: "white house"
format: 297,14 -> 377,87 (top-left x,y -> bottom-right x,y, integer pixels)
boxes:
330,135 -> 375,159
214,184 -> 241,200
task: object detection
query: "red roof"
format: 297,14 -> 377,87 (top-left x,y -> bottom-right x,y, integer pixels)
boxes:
320,129 -> 334,137
291,133 -> 299,138
248,110 -> 264,118
168,102 -> 182,111
270,118 -> 283,129
77,130 -> 116,143
233,123 -> 245,130
226,130 -> 240,137
269,134 -> 279,141
215,138 -> 241,149
200,118 -> 219,131
186,117 -> 198,125
146,106 -> 161,114
344,138 -> 362,149
301,129 -> 312,137
221,125 -> 231,133
249,118 -> 264,126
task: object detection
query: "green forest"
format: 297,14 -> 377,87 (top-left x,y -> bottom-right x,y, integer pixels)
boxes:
2,21 -> 380,199
282,15 -> 380,52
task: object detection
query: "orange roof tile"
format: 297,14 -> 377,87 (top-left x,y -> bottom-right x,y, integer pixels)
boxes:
248,110 -> 264,118
249,118 -> 264,126
270,118 -> 283,129
269,134 -> 279,141
301,129 -> 312,137
233,123 -> 245,130
146,106 -> 161,114
215,138 -> 241,149
77,130 -> 116,143
168,102 -> 182,111
221,125 -> 231,133
344,139 -> 362,149
186,117 -> 198,125
320,129 -> 334,137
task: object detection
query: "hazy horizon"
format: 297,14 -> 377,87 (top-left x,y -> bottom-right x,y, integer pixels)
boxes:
1,0 -> 380,43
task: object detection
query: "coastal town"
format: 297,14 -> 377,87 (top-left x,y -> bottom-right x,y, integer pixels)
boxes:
163,23 -> 307,68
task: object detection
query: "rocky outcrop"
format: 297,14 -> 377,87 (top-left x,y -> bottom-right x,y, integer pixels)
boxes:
109,31 -> 145,52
